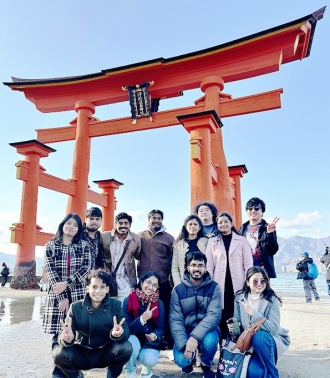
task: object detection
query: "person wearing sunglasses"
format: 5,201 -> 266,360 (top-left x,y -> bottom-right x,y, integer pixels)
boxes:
229,266 -> 290,378
123,271 -> 165,378
237,197 -> 280,278
205,212 -> 253,341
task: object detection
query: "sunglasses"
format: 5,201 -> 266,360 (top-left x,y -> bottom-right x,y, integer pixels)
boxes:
247,207 -> 261,212
252,279 -> 267,286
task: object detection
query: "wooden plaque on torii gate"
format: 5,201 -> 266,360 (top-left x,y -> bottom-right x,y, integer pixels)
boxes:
4,8 -> 325,289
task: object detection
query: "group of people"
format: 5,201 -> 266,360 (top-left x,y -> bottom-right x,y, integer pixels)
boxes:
43,197 -> 290,378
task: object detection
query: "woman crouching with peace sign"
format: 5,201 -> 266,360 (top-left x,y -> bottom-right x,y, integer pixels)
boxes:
53,269 -> 132,378
123,271 -> 165,378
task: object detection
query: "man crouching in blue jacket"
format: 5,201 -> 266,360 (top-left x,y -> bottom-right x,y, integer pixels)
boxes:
53,269 -> 132,378
170,251 -> 221,378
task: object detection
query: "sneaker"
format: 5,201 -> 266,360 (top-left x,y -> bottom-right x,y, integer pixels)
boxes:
140,365 -> 153,378
195,352 -> 202,367
181,364 -> 193,377
165,349 -> 174,360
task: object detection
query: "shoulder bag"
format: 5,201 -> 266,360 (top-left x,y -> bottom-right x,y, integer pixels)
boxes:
231,317 -> 266,352
109,240 -> 130,297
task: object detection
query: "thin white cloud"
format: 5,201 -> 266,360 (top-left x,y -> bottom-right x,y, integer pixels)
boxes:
269,211 -> 323,229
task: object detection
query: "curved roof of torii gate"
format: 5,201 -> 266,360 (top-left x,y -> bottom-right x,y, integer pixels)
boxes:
3,7 -> 325,113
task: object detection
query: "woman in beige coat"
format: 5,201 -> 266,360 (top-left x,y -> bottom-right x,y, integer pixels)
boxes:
205,212 -> 253,340
172,215 -> 208,287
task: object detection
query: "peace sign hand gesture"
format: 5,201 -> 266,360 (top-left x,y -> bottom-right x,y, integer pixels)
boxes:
60,317 -> 74,343
141,303 -> 158,323
267,217 -> 280,234
111,316 -> 125,338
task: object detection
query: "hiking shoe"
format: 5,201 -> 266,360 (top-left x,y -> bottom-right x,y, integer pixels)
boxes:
140,365 -> 153,378
181,364 -> 193,377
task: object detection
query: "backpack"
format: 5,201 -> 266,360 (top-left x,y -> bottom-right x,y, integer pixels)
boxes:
307,263 -> 318,279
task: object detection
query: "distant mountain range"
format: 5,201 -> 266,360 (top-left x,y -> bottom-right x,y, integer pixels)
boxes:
1,235 -> 329,275
275,235 -> 330,273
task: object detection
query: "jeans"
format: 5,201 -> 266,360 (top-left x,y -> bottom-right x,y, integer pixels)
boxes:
248,330 -> 278,378
173,328 -> 219,368
303,279 -> 319,302
125,335 -> 160,374
54,341 -> 132,378
327,283 -> 330,295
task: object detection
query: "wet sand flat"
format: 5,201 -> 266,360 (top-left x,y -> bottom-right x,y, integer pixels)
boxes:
1,287 -> 329,377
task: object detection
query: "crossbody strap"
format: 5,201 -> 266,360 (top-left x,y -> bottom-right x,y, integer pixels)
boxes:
113,239 -> 131,274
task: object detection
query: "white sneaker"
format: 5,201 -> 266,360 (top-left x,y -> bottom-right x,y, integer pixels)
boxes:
166,349 -> 174,360
140,365 -> 153,378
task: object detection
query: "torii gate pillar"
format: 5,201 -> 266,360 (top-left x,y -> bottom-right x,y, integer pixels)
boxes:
94,179 -> 123,231
9,140 -> 55,289
201,76 -> 234,214
228,165 -> 248,227
66,101 -> 95,220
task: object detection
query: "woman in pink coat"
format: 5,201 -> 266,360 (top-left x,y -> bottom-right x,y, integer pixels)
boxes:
205,212 -> 253,340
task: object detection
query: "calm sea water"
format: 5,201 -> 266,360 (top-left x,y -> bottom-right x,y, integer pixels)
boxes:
271,272 -> 328,297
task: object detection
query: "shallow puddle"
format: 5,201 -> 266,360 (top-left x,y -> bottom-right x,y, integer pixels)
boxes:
0,296 -> 46,325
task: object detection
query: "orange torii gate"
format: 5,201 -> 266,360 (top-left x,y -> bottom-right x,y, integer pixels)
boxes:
4,8 -> 325,289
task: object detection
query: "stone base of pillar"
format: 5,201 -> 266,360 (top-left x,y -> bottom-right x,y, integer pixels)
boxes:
10,261 -> 39,290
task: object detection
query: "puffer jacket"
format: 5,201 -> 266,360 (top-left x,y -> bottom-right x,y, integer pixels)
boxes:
170,270 -> 221,351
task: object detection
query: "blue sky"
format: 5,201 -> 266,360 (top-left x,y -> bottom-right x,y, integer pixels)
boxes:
0,1 -> 329,257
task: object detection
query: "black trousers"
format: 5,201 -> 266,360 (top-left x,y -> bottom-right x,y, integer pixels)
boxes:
53,341 -> 132,378
159,279 -> 173,348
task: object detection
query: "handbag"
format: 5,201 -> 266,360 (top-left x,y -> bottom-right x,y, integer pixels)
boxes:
217,339 -> 252,378
109,241 -> 131,297
232,317 -> 266,352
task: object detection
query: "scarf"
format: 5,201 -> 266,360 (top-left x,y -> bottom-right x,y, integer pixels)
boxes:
127,288 -> 159,321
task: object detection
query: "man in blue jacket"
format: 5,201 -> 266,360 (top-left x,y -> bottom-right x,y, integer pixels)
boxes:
170,251 -> 221,378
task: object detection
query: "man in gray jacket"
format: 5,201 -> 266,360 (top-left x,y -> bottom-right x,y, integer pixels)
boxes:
170,251 -> 221,378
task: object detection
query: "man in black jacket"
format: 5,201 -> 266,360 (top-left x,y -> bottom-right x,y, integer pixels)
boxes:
296,252 -> 320,303
237,197 -> 279,278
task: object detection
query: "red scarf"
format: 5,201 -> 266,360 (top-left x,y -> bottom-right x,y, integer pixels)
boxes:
127,288 -> 159,321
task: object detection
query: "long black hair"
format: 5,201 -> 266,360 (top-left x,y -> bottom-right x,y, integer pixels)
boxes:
55,212 -> 83,244
176,214 -> 205,242
241,266 -> 282,305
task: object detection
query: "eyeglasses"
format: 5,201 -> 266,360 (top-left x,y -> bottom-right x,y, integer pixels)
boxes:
247,207 -> 261,212
189,263 -> 206,269
251,279 -> 267,286
144,280 -> 159,289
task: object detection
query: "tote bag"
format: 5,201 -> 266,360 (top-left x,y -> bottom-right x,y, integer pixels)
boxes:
217,339 -> 252,378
